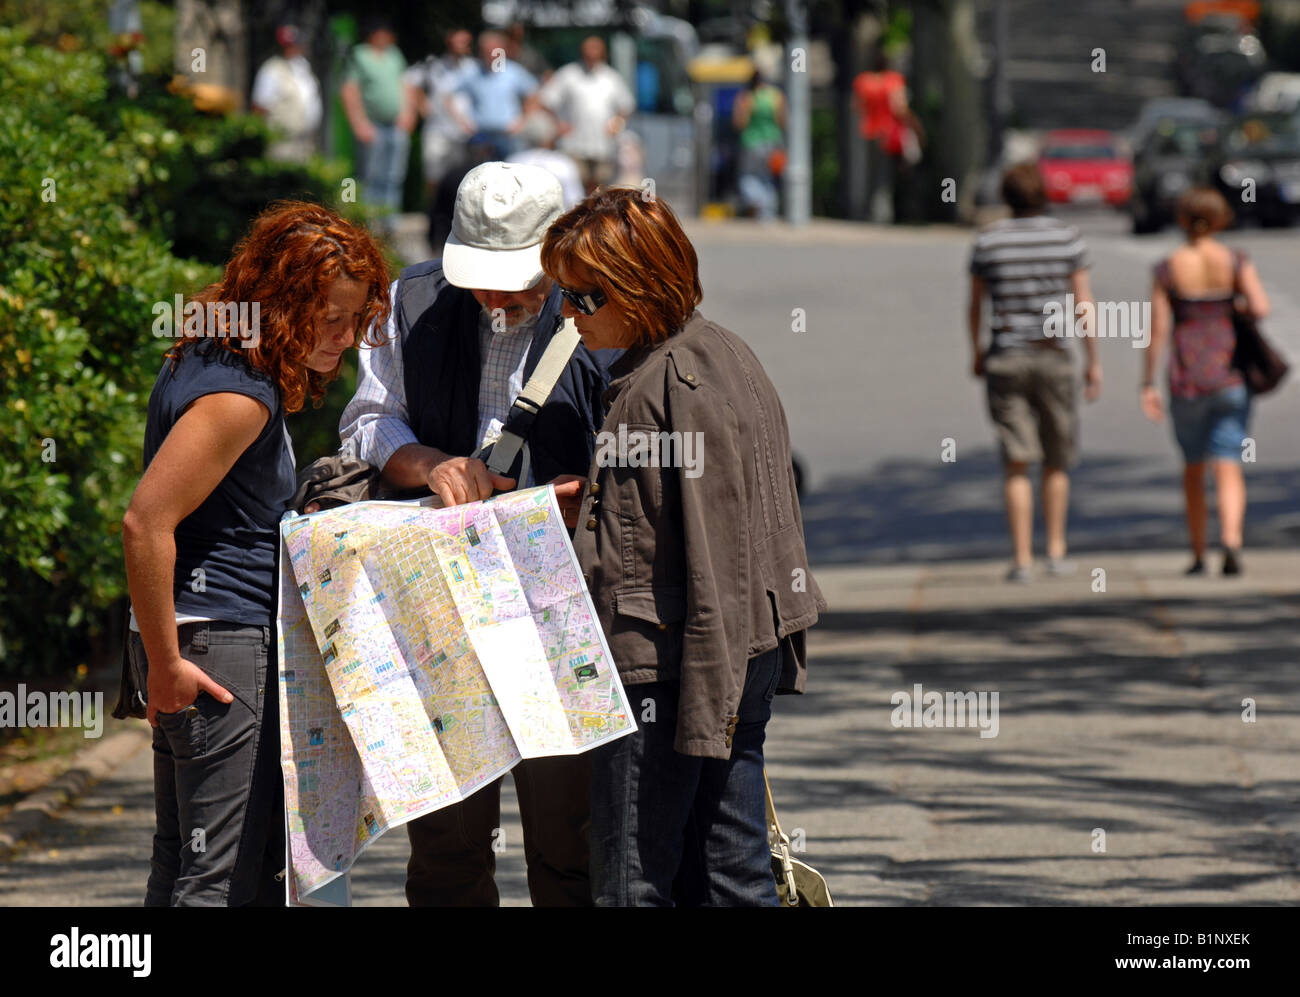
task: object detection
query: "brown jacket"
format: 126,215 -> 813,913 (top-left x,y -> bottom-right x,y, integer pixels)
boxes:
572,311 -> 826,759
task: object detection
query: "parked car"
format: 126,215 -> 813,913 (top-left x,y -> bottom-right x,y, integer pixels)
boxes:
1127,97 -> 1221,147
1038,129 -> 1134,207
1208,111 -> 1300,227
1129,117 -> 1223,233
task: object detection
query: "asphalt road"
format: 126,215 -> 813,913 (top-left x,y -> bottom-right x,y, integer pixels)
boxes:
679,211 -> 1300,563
2,549 -> 1295,906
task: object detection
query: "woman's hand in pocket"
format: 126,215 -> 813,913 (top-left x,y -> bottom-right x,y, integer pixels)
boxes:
147,657 -> 233,727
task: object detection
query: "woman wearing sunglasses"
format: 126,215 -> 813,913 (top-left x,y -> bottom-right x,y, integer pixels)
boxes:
541,187 -> 824,906
122,202 -> 391,905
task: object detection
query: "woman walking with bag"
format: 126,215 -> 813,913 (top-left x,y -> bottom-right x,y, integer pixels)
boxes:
1142,187 -> 1270,575
541,187 -> 825,906
121,202 -> 390,905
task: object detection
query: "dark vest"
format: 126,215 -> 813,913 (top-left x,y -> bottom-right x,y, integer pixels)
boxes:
397,260 -> 615,485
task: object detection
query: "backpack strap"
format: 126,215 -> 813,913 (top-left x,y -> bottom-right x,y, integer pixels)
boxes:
479,318 -> 582,477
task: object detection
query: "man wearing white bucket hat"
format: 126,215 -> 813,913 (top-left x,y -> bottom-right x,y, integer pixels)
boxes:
340,162 -> 615,905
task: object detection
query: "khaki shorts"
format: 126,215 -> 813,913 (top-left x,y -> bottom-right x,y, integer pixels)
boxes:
984,347 -> 1078,468
575,156 -> 616,190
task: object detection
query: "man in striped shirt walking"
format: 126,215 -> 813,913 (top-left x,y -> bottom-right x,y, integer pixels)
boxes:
968,163 -> 1102,582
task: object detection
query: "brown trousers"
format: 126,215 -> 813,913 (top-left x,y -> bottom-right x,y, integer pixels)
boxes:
405,753 -> 593,906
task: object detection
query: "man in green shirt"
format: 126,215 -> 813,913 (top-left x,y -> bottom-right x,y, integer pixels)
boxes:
732,72 -> 786,221
341,18 -> 418,225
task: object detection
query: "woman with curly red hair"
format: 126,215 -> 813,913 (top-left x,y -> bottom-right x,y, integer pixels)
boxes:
122,201 -> 390,905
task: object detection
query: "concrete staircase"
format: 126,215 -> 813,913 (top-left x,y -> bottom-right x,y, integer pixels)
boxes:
974,0 -> 1190,132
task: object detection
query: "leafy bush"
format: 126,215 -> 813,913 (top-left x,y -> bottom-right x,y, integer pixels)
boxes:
0,26 -> 366,678
0,27 -> 221,676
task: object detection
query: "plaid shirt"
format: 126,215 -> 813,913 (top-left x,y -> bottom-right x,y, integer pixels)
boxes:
474,309 -> 535,464
340,281 -> 536,483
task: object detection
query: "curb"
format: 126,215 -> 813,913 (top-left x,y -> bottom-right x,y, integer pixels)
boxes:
0,725 -> 151,860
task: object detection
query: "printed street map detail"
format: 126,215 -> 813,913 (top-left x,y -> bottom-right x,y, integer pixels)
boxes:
275,485 -> 634,905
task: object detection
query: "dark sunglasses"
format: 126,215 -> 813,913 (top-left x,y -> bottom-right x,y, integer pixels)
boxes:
557,284 -> 608,316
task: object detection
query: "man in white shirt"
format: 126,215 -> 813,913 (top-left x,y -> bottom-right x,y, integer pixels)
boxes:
250,25 -> 322,163
406,28 -> 476,205
540,36 -> 635,193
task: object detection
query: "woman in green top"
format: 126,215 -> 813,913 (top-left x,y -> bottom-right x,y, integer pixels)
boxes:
732,72 -> 786,220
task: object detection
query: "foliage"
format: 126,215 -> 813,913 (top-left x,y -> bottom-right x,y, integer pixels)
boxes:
108,77 -> 354,263
811,104 -> 840,217
0,27 -> 216,674
0,25 -> 363,677
0,0 -> 176,75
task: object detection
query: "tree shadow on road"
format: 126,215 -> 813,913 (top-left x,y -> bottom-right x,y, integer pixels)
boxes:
802,449 -> 1300,565
767,589 -> 1300,906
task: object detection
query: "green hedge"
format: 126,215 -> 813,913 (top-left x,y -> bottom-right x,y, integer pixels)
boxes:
0,27 -> 363,678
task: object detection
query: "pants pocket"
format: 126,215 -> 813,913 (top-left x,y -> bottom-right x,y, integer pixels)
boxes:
157,704 -> 206,759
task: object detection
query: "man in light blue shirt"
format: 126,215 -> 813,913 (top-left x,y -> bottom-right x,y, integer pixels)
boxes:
447,31 -> 539,160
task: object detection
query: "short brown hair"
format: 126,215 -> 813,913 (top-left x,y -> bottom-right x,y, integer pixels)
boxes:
1176,186 -> 1233,235
541,187 -> 702,346
1002,162 -> 1047,215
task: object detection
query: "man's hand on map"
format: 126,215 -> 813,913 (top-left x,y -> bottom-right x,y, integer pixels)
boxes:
428,456 -> 515,507
549,474 -> 586,529
147,656 -> 233,727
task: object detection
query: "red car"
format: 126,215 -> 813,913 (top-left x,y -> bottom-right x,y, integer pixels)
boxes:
1038,129 -> 1134,207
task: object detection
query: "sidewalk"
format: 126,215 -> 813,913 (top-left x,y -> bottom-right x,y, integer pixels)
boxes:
1,549 -> 1295,905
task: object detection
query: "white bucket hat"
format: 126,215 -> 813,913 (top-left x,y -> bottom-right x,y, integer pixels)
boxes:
443,162 -> 565,291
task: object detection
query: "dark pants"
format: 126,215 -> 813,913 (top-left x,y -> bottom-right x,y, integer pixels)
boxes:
405,753 -> 593,906
590,646 -> 783,907
133,622 -> 284,907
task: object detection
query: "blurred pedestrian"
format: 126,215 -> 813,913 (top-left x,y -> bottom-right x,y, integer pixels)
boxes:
968,163 -> 1102,582
341,18 -> 419,226
406,28 -> 475,213
250,25 -> 321,163
122,202 -> 391,906
506,20 -> 550,80
1141,187 -> 1269,575
449,31 -> 539,161
540,36 -> 635,194
508,111 -> 585,208
732,70 -> 786,221
853,48 -> 923,223
541,188 -> 825,906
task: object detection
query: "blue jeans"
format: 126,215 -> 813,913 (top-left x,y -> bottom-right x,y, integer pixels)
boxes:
590,645 -> 783,906
737,144 -> 780,220
1170,382 -> 1252,463
470,129 -> 520,161
132,622 -> 284,906
357,123 -> 410,214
